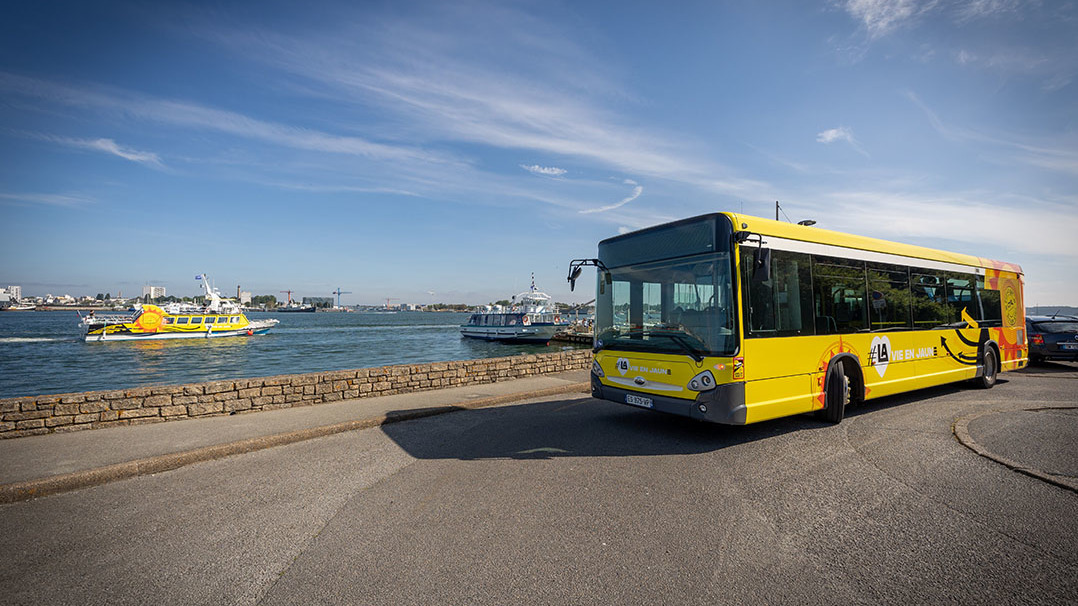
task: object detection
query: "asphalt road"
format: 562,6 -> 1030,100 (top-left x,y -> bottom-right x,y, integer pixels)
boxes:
2,364 -> 1076,605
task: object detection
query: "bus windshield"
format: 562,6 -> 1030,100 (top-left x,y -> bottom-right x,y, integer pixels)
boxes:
594,253 -> 737,357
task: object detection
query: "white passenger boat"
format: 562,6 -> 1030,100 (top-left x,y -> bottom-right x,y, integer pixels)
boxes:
80,274 -> 279,342
460,279 -> 569,344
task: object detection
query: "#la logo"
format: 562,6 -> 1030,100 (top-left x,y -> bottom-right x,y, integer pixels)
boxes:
870,335 -> 891,378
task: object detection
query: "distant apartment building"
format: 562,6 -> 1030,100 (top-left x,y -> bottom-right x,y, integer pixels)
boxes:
142,285 -> 166,299
239,291 -> 252,305
7,285 -> 21,301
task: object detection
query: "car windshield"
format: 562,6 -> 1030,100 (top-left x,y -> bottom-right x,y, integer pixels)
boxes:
1031,321 -> 1078,334
594,253 -> 737,357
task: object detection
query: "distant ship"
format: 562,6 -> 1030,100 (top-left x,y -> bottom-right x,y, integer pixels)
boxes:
276,302 -> 316,312
460,277 -> 569,344
80,274 -> 279,342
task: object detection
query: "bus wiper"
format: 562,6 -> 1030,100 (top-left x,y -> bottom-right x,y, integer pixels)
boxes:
664,333 -> 706,362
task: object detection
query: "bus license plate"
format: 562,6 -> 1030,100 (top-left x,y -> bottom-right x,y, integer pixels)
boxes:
625,394 -> 653,408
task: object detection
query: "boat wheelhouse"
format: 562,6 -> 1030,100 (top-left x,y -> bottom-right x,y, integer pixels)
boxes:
460,278 -> 569,343
80,274 -> 279,342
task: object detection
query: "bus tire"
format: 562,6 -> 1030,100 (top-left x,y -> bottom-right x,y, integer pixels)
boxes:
818,366 -> 849,424
975,347 -> 998,389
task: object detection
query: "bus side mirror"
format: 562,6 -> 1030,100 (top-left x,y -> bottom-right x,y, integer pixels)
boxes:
752,247 -> 772,282
568,266 -> 583,291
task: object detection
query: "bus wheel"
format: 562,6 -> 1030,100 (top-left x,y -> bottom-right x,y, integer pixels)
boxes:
975,348 -> 998,389
818,366 -> 849,424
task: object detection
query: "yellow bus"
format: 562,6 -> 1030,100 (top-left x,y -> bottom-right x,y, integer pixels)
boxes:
567,212 -> 1026,424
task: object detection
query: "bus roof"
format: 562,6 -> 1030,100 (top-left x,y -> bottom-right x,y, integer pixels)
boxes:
728,212 -> 1022,275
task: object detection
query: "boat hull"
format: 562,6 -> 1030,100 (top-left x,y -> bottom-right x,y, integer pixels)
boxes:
84,325 -> 274,342
459,324 -> 560,344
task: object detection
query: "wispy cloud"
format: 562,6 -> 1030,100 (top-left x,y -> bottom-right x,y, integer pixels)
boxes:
521,164 -> 567,177
0,72 -> 455,167
905,90 -> 1078,176
0,192 -> 94,207
579,184 -> 643,214
199,10 -> 773,203
816,126 -> 869,157
839,0 -> 928,39
46,135 -> 164,168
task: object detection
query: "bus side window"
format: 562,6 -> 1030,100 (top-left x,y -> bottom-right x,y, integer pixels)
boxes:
740,249 -> 812,338
813,256 -> 867,334
867,262 -> 912,331
912,271 -> 950,329
945,273 -> 977,325
977,278 -> 1003,327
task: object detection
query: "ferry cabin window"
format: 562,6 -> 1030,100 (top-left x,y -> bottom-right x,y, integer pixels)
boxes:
206,317 -> 216,324
163,317 -> 174,325
191,317 -> 203,325
740,248 -> 813,338
177,317 -> 189,325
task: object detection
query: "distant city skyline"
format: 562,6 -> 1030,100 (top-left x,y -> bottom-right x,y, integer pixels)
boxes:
1,1 -> 1076,305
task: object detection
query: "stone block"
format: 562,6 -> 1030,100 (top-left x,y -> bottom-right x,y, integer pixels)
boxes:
60,394 -> 86,405
239,388 -> 260,398
225,399 -> 252,413
73,413 -> 99,424
0,400 -> 20,413
124,387 -> 152,399
261,386 -> 283,396
203,381 -> 234,394
160,405 -> 188,417
172,395 -> 197,406
80,401 -> 109,414
184,385 -> 204,396
150,385 -> 185,396
144,394 -> 172,407
7,427 -> 49,438
119,407 -> 159,419
187,402 -> 223,416
45,415 -> 74,427
110,398 -> 143,411
15,418 -> 46,430
213,391 -> 238,402
99,410 -> 120,422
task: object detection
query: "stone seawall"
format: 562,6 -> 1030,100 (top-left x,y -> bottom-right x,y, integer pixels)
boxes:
0,350 -> 593,439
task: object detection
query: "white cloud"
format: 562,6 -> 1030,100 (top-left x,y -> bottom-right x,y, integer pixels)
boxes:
840,0 -> 927,38
55,136 -> 163,168
520,164 -> 567,177
579,184 -> 643,214
816,126 -> 869,157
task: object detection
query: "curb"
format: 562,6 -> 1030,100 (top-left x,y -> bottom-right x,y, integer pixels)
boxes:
953,406 -> 1078,494
0,382 -> 589,504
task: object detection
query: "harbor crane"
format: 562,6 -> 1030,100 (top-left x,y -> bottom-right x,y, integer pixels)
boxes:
384,297 -> 399,310
332,288 -> 352,308
279,290 -> 294,305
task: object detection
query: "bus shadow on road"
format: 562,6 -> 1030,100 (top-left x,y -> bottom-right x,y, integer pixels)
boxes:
380,378 -> 1015,461
379,395 -> 831,461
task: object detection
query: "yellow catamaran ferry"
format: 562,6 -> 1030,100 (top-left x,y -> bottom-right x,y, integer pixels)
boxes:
568,212 -> 1026,425
80,274 -> 279,342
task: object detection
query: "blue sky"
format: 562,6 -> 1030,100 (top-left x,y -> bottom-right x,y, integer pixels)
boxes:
1,0 -> 1075,306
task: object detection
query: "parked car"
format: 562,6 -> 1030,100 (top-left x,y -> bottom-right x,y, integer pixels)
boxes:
1026,314 -> 1078,363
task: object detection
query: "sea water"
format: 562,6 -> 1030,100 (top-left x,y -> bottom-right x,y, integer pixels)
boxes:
0,311 -> 585,398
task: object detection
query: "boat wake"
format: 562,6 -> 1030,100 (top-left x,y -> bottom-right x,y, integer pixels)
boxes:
0,337 -> 64,343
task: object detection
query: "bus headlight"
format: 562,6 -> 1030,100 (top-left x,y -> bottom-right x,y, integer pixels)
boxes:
688,370 -> 716,392
592,360 -> 604,377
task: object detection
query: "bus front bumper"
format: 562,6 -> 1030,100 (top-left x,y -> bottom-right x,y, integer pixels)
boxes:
591,374 -> 747,425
